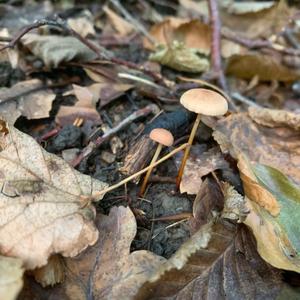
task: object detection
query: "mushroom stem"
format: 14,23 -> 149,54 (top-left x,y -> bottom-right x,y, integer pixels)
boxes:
90,143 -> 188,201
139,143 -> 163,196
176,113 -> 202,189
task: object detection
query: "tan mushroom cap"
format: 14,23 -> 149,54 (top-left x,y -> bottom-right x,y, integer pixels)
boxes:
180,88 -> 228,116
149,128 -> 174,146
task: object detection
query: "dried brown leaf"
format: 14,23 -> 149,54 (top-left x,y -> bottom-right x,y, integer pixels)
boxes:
20,206 -> 165,300
221,0 -> 292,39
178,146 -> 229,194
226,53 -> 300,82
213,108 -> 300,186
0,120 -> 107,269
0,79 -> 55,124
144,18 -> 211,55
0,256 -> 24,300
137,225 -> 286,300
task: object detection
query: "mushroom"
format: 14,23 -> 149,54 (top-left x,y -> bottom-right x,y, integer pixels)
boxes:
140,128 -> 174,196
176,88 -> 228,188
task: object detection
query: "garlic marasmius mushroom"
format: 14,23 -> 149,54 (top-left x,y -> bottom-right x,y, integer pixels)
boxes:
176,88 -> 228,189
140,128 -> 174,197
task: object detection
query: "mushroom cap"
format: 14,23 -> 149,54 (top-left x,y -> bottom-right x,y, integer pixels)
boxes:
149,128 -> 174,146
180,88 -> 228,116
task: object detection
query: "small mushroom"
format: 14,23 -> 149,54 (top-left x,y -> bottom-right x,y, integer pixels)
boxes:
176,88 -> 228,188
140,128 -> 174,196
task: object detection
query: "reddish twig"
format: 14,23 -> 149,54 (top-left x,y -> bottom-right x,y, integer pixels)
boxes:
208,0 -> 227,92
221,27 -> 300,56
71,104 -> 159,167
0,16 -> 167,87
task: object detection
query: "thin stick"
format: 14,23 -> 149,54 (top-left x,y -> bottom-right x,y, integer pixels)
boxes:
71,104 -> 158,167
139,143 -> 163,196
91,143 -> 188,200
176,114 -> 201,189
208,0 -> 227,92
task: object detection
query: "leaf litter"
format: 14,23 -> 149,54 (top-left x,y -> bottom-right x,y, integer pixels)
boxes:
0,0 -> 300,299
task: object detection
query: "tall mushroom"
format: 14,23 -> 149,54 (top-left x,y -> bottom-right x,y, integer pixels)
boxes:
140,128 -> 174,196
176,88 -> 228,188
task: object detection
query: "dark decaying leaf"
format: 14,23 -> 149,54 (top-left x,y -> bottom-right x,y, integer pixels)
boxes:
189,178 -> 224,234
136,224 -> 292,300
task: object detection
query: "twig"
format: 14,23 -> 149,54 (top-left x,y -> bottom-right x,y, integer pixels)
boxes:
90,143 -> 188,200
71,104 -> 159,167
0,16 -> 167,87
110,0 -> 156,45
231,92 -> 261,107
221,27 -> 300,56
208,0 -> 227,92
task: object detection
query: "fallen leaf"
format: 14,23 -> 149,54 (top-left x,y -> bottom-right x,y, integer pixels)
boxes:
56,84 -> 102,126
238,154 -> 280,216
0,119 -> 107,269
221,0 -> 291,39
222,182 -> 249,222
150,41 -> 209,73
213,107 -> 300,186
226,53 -> 300,82
0,79 -> 56,124
144,18 -> 211,55
137,225 -> 287,299
22,34 -> 97,67
103,6 -> 135,36
178,146 -> 229,194
243,162 -> 300,273
189,178 -> 224,233
20,206 -> 165,299
0,256 -> 24,300
222,1 -> 275,14
67,16 -> 95,38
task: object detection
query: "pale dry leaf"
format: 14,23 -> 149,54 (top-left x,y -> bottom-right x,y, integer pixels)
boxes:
0,120 -> 107,269
103,5 -> 135,36
67,17 -> 95,37
0,79 -> 55,124
213,107 -> 300,185
22,34 -> 96,67
226,53 -> 300,82
0,256 -> 24,300
222,0 -> 275,14
179,0 -> 209,18
178,146 -> 229,194
20,206 -> 165,300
